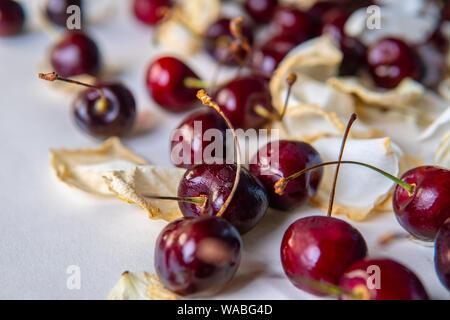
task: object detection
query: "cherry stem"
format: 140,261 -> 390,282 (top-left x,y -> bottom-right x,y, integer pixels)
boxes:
327,113 -> 357,217
197,89 -> 242,217
278,73 -> 297,121
253,104 -> 279,122
38,72 -> 108,113
142,194 -> 207,208
230,17 -> 252,78
184,77 -> 212,89
292,275 -> 362,300
274,160 -> 416,197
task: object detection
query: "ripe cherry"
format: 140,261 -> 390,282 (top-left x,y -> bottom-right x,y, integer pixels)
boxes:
339,259 -> 429,300
39,72 -> 136,139
244,0 -> 278,24
415,43 -> 446,89
50,31 -> 102,77
0,0 -> 25,37
203,17 -> 254,66
45,0 -> 82,28
270,6 -> 315,42
214,76 -> 273,130
155,216 -> 242,297
393,166 -> 450,242
170,109 -> 228,169
367,38 -> 423,89
435,218 -> 450,291
146,56 -> 200,113
133,0 -> 171,26
249,140 -> 323,211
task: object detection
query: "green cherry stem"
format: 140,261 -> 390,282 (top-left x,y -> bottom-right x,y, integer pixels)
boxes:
278,73 -> 297,121
142,194 -> 207,208
292,275 -> 363,300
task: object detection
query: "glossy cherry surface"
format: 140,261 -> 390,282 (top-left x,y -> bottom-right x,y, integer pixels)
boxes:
435,218 -> 450,291
45,0 -> 82,28
367,38 -> 423,89
178,164 -> 269,234
339,259 -> 429,300
0,0 -> 25,37
244,0 -> 278,24
214,76 -> 273,130
393,166 -> 450,242
50,32 -> 101,77
415,43 -> 445,89
270,6 -> 315,42
249,140 -> 323,211
146,56 -> 200,113
281,216 -> 367,296
203,18 -> 254,66
170,109 -> 228,169
155,216 -> 242,297
133,0 -> 171,26
72,82 -> 136,138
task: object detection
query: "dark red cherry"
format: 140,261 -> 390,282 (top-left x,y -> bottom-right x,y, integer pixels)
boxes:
50,32 -> 102,77
72,82 -> 136,138
252,35 -> 298,78
270,6 -> 315,42
45,0 -> 82,28
170,109 -> 228,169
367,38 -> 423,89
393,166 -> 450,242
214,76 -> 273,130
415,43 -> 446,89
146,56 -> 200,113
133,0 -> 171,26
339,259 -> 429,300
249,140 -> 323,211
281,216 -> 367,296
244,0 -> 278,24
177,164 -> 269,234
203,18 -> 254,66
155,216 -> 242,297
0,0 -> 25,37
435,218 -> 450,291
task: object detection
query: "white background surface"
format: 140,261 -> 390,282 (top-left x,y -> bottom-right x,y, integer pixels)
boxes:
0,0 -> 449,300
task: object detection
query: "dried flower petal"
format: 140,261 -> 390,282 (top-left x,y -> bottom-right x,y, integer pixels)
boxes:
435,131 -> 450,168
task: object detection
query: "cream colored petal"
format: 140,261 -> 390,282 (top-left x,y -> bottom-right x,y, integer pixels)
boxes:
435,132 -> 450,168
103,165 -> 185,222
419,108 -> 450,141
50,138 -> 148,196
107,272 -> 177,300
311,137 -> 401,221
278,0 -> 320,10
177,0 -> 221,34
155,19 -> 202,55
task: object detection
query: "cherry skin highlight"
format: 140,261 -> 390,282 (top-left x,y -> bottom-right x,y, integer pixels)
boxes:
146,56 -> 200,113
50,32 -> 102,77
270,6 -> 315,43
0,0 -> 25,37
249,140 -> 323,211
214,76 -> 273,130
435,218 -> 450,291
367,37 -> 423,89
177,164 -> 269,234
170,109 -> 228,169
133,0 -> 171,26
45,0 -> 82,28
339,258 -> 429,300
393,166 -> 450,242
281,216 -> 367,296
72,82 -> 136,138
155,216 -> 242,297
244,0 -> 278,24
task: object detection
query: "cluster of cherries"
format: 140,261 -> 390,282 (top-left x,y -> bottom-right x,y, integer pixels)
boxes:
3,0 -> 448,298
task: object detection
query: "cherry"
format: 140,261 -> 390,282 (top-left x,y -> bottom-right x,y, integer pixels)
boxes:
367,38 -> 423,89
281,216 -> 368,296
45,0 -> 82,28
339,259 -> 429,300
244,0 -> 278,24
214,76 -> 273,130
415,43 -> 446,89
133,0 -> 171,26
203,17 -> 254,66
0,0 -> 25,37
435,218 -> 450,291
155,216 -> 242,297
39,72 -> 136,139
146,56 -> 200,113
177,164 -> 269,234
50,31 -> 102,77
249,140 -> 323,211
269,6 -> 315,43
393,166 -> 450,242
170,108 -> 228,169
